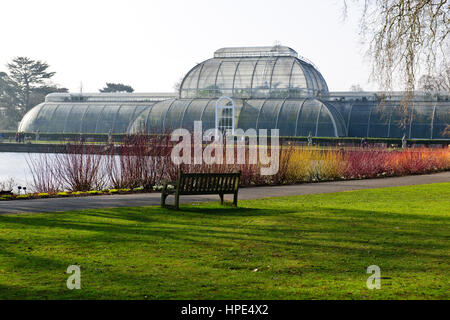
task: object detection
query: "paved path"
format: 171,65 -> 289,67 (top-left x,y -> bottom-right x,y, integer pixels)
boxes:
0,172 -> 449,214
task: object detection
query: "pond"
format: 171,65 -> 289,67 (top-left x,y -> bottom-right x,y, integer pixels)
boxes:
0,152 -> 42,192
0,152 -> 124,193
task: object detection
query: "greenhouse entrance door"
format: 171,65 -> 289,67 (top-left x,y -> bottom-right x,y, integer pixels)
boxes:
215,96 -> 235,135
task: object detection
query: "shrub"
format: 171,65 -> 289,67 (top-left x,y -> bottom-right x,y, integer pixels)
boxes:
285,147 -> 345,183
16,194 -> 31,200
25,134 -> 450,193
27,154 -> 62,193
37,193 -> 50,198
71,191 -> 88,196
106,134 -> 176,190
87,190 -> 103,195
54,143 -> 107,192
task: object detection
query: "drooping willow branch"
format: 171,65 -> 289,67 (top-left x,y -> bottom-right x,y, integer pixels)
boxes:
345,0 -> 449,128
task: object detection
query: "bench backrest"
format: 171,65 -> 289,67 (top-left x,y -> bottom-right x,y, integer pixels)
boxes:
178,171 -> 241,194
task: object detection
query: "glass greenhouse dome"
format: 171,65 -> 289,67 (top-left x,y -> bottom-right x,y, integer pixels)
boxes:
179,46 -> 328,99
18,45 -> 449,139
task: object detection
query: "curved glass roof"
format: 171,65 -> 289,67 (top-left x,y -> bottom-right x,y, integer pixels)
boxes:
129,98 -> 346,137
18,102 -> 155,134
330,99 -> 450,139
18,93 -> 177,134
45,92 -> 175,103
180,46 -> 329,99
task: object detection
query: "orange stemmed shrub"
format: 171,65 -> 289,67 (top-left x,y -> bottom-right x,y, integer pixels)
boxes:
285,146 -> 450,183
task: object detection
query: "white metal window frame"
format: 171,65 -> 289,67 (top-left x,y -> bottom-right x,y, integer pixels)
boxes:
215,96 -> 235,135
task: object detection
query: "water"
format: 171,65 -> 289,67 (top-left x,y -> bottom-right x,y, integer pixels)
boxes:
0,152 -> 123,193
0,152 -> 41,192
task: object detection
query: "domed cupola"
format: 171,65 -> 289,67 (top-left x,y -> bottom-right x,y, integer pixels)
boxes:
179,45 -> 329,99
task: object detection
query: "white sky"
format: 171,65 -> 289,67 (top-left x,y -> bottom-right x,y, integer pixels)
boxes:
0,0 -> 378,93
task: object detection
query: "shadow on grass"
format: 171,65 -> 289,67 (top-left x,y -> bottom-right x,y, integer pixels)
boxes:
0,204 -> 448,256
180,205 -> 264,216
0,201 -> 449,299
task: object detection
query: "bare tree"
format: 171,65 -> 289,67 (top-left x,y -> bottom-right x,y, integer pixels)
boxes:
418,65 -> 450,92
173,76 -> 184,96
350,84 -> 364,91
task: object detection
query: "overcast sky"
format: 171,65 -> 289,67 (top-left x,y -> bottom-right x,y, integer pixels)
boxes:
0,0 -> 378,93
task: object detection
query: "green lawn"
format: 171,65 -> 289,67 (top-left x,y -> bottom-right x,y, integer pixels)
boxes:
0,183 -> 449,299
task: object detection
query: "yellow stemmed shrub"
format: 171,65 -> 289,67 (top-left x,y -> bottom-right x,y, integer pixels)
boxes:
285,147 -> 345,182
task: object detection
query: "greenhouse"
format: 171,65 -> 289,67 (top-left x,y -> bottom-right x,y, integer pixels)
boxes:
18,45 -> 450,139
18,93 -> 174,134
128,98 -> 346,137
329,95 -> 450,139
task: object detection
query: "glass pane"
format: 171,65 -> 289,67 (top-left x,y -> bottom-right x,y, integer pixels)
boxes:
200,99 -> 217,130
277,100 -> 304,136
129,107 -> 152,134
432,104 -> 450,139
388,105 -> 407,138
18,103 -> 44,132
256,99 -> 284,131
215,60 -> 238,97
64,104 -> 89,133
289,63 -> 308,98
181,99 -> 209,132
95,105 -> 119,134
233,60 -> 257,98
36,103 -> 59,132
298,61 -> 314,96
113,104 -> 144,133
252,59 -> 276,98
51,104 -> 70,133
347,103 -> 371,137
180,66 -> 201,99
297,99 -> 321,136
237,100 -> 265,130
164,100 -> 191,132
147,100 -> 173,133
367,102 -> 390,138
270,57 -> 292,98
316,104 -> 336,137
197,60 -> 221,98
410,102 -> 433,139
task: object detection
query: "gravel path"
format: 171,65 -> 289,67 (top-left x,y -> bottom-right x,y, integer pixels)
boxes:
0,171 -> 448,214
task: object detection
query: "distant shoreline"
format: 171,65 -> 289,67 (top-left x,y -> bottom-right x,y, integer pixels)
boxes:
0,142 -> 118,154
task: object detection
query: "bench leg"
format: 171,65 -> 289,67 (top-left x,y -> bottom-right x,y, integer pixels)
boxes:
233,192 -> 238,207
219,193 -> 224,205
161,192 -> 167,208
175,193 -> 180,210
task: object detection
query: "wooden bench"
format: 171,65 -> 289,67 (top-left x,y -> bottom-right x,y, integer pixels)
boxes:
161,170 -> 241,210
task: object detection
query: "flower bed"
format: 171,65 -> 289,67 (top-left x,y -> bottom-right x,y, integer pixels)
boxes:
285,147 -> 450,183
0,188 -> 144,201
20,137 -> 450,197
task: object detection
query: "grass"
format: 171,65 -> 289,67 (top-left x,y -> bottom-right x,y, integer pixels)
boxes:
0,183 -> 448,300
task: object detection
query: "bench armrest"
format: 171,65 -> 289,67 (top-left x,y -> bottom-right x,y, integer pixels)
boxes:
162,180 -> 178,193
